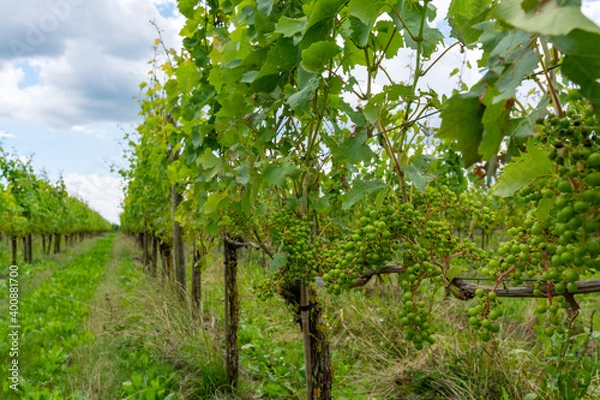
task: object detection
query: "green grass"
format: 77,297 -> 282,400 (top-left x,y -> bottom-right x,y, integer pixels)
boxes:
0,235 -> 115,398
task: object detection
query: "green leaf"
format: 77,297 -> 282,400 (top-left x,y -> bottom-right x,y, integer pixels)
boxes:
256,0 -> 274,16
313,195 -> 331,213
392,3 -> 443,57
403,164 -> 434,192
437,94 -> 485,167
348,0 -> 386,26
303,0 -> 346,45
495,0 -> 600,36
301,41 -> 340,74
348,16 -> 370,48
480,97 -> 511,161
342,179 -> 386,209
253,38 -> 300,92
287,69 -> 319,110
385,84 -> 412,102
275,16 -> 308,37
373,20 -> 403,59
508,99 -> 548,139
268,252 -> 287,270
204,191 -> 229,214
536,197 -> 554,223
447,0 -> 492,44
491,36 -> 538,103
561,56 -> 600,118
331,131 -> 375,165
235,163 -> 249,186
492,142 -> 554,197
177,0 -> 196,17
446,264 -> 465,281
552,30 -> 600,117
176,60 -> 200,94
241,71 -> 259,83
263,160 -> 297,187
198,149 -> 220,170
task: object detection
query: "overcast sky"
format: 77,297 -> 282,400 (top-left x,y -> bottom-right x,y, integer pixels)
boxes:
0,0 -> 599,224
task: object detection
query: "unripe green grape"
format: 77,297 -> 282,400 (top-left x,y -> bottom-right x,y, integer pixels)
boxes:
536,304 -> 547,314
554,282 -> 566,294
489,309 -> 501,320
585,172 -> 600,186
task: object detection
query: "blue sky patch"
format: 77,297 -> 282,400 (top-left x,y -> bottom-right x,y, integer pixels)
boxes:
15,61 -> 42,90
157,2 -> 177,19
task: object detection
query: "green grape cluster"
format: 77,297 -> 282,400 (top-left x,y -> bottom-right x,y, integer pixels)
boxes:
219,207 -> 255,239
320,186 -> 489,348
467,289 -> 501,342
271,209 -> 316,281
322,206 -> 399,293
398,291 -> 435,350
475,101 -> 599,340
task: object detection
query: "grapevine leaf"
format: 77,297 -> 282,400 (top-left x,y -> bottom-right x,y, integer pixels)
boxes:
256,0 -> 275,16
303,0 -> 346,45
177,0 -> 196,17
268,252 -> 287,270
313,195 -> 331,213
536,197 -> 554,223
491,38 -> 538,103
373,21 -> 403,59
561,55 -> 600,118
203,190 -> 229,214
175,60 -> 200,94
437,94 -> 485,168
235,163 -> 249,186
507,99 -> 548,139
349,16 -> 370,47
263,160 -> 297,187
552,30 -> 600,117
342,179 -> 386,209
301,41 -> 340,74
445,264 -> 465,281
392,3 -> 443,57
287,69 -> 319,110
253,38 -> 300,92
348,0 -> 385,26
480,97 -> 511,161
447,0 -> 492,44
275,16 -> 308,37
331,131 -> 374,165
198,149 -> 220,170
402,156 -> 435,192
492,143 -> 554,197
495,0 -> 600,36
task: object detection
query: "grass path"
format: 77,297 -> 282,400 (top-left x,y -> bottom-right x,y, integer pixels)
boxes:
63,233 -> 180,400
0,235 -> 114,398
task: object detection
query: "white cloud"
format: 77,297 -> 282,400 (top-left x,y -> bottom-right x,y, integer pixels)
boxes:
583,0 -> 600,24
0,0 -> 184,129
0,130 -> 15,138
63,173 -> 124,224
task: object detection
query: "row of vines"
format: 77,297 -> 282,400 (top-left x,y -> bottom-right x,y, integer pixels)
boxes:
0,147 -> 111,265
121,0 -> 600,399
